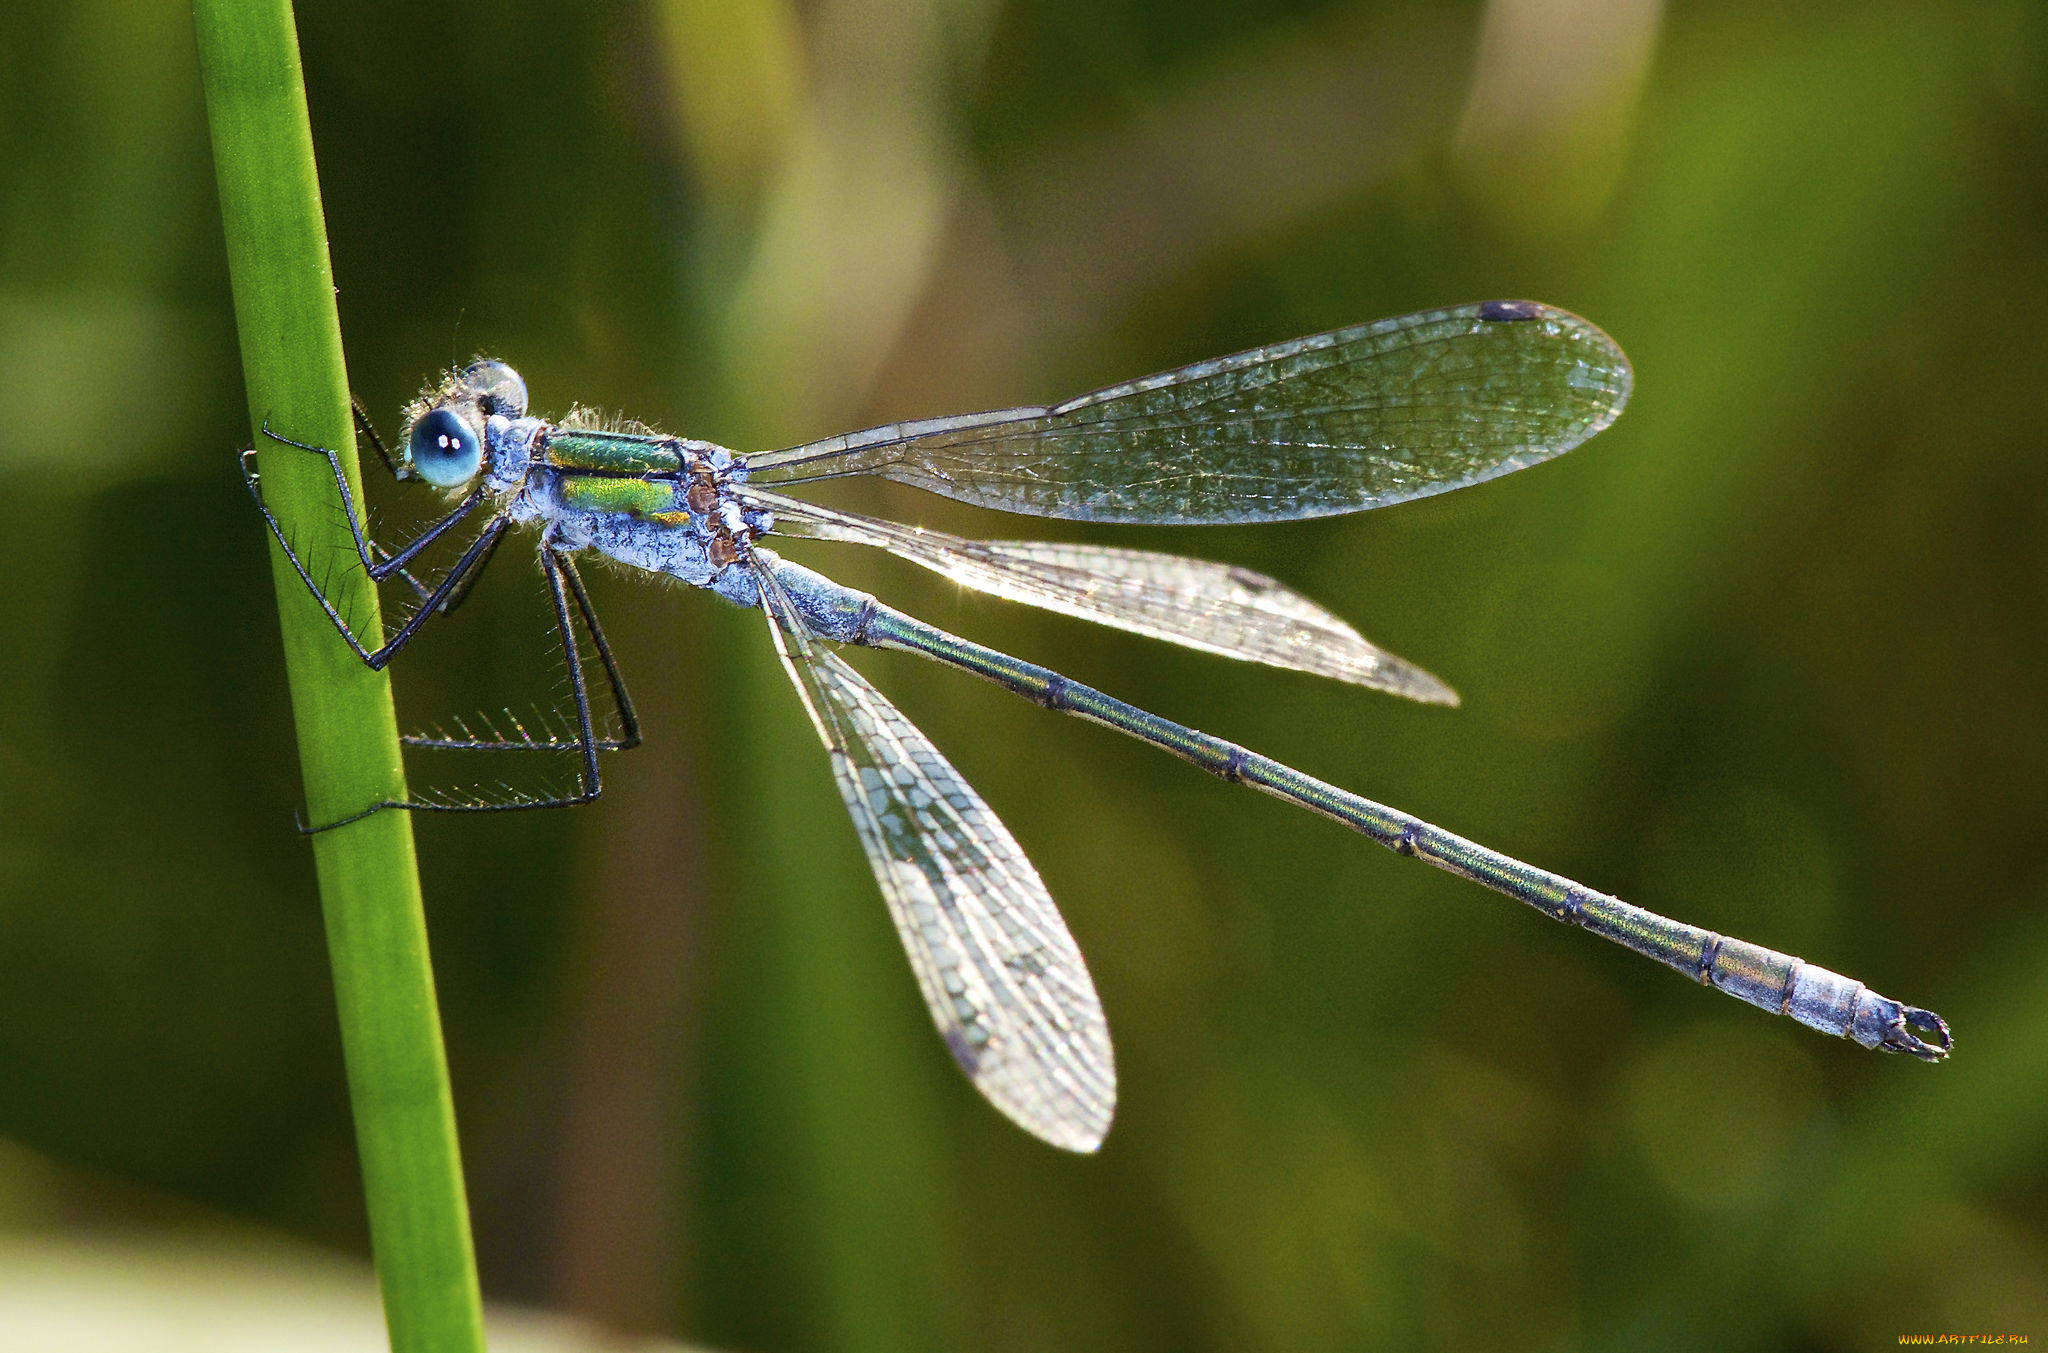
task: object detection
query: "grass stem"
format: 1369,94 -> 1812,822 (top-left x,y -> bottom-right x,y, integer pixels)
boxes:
193,2 -> 486,1347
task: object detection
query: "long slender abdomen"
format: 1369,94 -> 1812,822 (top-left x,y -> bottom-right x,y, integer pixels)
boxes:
847,593 -> 1951,1061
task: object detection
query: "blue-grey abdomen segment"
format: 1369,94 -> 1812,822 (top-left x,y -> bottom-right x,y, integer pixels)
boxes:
764,556 -> 877,643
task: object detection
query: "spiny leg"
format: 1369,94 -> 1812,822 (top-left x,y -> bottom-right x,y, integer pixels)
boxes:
553,550 -> 641,752
254,423 -> 486,584
370,506 -> 506,614
364,514 -> 515,671
356,536 -> 634,769
289,517 -> 526,829
518,539 -> 606,805
352,394 -> 401,481
402,543 -> 639,757
305,540 -> 627,831
416,514 -> 508,616
243,433 -> 492,666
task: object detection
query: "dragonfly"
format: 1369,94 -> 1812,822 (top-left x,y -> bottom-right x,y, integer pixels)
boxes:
247,300 -> 1951,1153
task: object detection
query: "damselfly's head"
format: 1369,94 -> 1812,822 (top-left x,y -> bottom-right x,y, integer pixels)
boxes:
398,358 -> 530,488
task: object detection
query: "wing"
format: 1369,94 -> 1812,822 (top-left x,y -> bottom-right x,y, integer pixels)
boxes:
747,487 -> 1456,703
753,553 -> 1116,1151
742,301 -> 1630,524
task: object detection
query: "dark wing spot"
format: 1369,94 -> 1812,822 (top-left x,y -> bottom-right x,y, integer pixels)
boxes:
1478,300 -> 1543,322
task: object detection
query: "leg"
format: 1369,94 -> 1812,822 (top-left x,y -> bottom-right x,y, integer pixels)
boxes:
554,550 -> 642,752
304,539 -> 622,831
343,398 -> 492,607
352,394 -> 402,481
371,505 -> 505,613
363,514 -> 513,670
253,424 -> 484,583
243,434 -> 497,668
401,544 -> 639,754
543,541 -> 606,804
424,516 -> 506,615
378,511 -> 510,614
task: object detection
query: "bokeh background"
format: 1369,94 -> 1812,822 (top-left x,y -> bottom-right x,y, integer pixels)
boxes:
2,0 -> 2045,1348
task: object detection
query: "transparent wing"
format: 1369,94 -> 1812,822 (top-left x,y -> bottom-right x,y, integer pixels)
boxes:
753,553 -> 1116,1151
747,487 -> 1456,703
743,301 -> 1630,524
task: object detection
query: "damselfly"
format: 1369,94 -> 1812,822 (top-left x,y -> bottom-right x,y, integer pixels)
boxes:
248,301 -> 1950,1152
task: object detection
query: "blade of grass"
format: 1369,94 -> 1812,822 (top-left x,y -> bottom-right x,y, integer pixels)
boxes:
191,2 -> 486,1349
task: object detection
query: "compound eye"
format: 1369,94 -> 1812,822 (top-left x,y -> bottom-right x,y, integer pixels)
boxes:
408,408 -> 484,487
460,359 -> 529,418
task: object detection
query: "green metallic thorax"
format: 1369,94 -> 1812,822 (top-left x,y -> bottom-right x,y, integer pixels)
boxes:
555,475 -> 683,518
542,428 -> 684,476
542,429 -> 690,519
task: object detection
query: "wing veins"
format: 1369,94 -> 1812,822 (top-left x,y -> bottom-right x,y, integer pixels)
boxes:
753,556 -> 1116,1151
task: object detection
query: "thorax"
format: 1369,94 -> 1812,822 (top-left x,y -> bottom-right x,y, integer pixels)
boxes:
486,417 -> 773,596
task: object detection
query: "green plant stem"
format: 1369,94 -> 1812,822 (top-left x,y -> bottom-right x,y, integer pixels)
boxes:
191,2 -> 486,1349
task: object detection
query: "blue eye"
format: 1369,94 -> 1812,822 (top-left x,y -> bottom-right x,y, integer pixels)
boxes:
408,408 -> 484,487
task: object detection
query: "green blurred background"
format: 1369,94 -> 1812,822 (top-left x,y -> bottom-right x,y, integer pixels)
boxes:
2,0 -> 2044,1347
